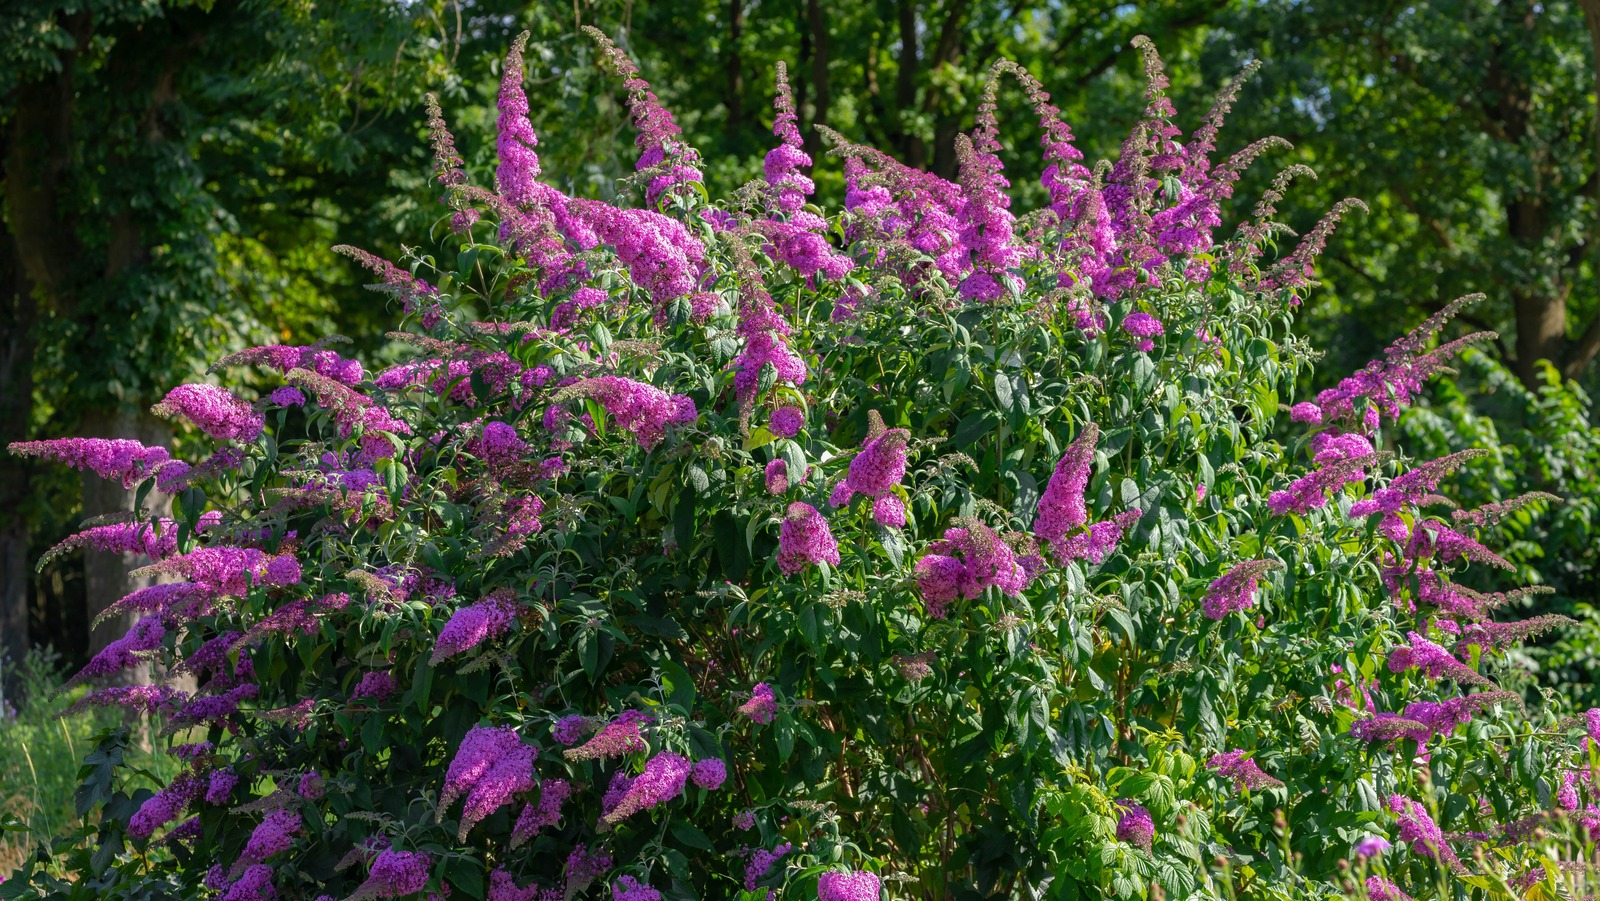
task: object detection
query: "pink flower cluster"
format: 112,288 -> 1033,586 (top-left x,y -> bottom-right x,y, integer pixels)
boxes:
564,376 -> 696,450
511,778 -> 571,848
691,758 -> 727,790
489,867 -> 561,901
738,683 -> 778,725
44,514 -> 218,565
1267,451 -> 1372,517
915,522 -> 1031,619
148,546 -> 302,598
731,273 -> 807,405
236,808 -> 302,871
953,80 -> 1023,302
611,876 -> 661,901
9,437 -> 175,488
777,503 -> 840,575
71,615 -> 165,685
1207,750 -> 1283,791
1386,795 -> 1459,869
216,344 -> 365,386
440,725 -> 537,839
565,710 -> 652,760
495,33 -> 541,207
744,842 -> 792,891
829,412 -> 909,509
600,751 -> 690,826
1121,311 -> 1165,352
1202,559 -> 1280,621
764,459 -> 790,495
129,772 -> 202,838
1034,424 -> 1139,564
1295,298 -> 1491,432
221,865 -> 276,901
1115,804 -> 1155,849
817,870 -> 882,901
431,594 -> 518,663
1387,632 -> 1490,687
570,203 -> 708,311
354,849 -> 432,899
585,27 -> 702,205
769,406 -> 804,438
206,768 -> 238,805
152,384 -> 265,442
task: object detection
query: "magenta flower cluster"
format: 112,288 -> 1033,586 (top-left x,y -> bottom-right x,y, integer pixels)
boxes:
565,710 -> 652,761
777,502 -> 840,575
1202,559 -> 1280,621
738,683 -> 778,725
152,384 -> 266,442
441,725 -> 537,839
566,376 -> 696,450
1386,795 -> 1459,869
600,751 -> 690,826
1115,803 -> 1155,849
10,437 -> 177,488
914,522 -> 1032,619
744,842 -> 792,890
816,870 -> 882,901
1207,750 -> 1283,791
431,594 -> 517,663
829,412 -> 909,510
512,778 -> 571,848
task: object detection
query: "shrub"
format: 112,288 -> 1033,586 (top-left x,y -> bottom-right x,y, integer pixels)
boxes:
5,29 -> 1598,901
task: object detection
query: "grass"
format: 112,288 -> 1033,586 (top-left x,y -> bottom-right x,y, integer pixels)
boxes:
0,648 -> 179,879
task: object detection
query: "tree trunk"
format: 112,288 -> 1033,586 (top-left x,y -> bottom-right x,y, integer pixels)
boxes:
81,410 -> 172,679
1508,192 -> 1566,386
803,0 -> 831,165
726,0 -> 744,128
0,240 -> 36,687
895,0 -> 924,167
1513,290 -> 1569,386
0,13 -> 87,690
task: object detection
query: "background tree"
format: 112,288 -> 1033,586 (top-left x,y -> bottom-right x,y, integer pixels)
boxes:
1199,0 -> 1600,388
0,0 -> 468,681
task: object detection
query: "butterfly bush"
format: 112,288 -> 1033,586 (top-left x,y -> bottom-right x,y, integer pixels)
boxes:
11,29 -> 1600,901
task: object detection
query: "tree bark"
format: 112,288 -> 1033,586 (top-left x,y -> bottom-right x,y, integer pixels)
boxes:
895,0 -> 924,167
0,12 -> 88,687
0,209 -> 37,685
726,0 -> 744,127
804,0 -> 831,165
1488,6 -> 1572,388
925,0 -> 971,178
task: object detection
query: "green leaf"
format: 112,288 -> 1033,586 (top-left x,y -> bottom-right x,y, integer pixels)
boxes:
445,856 -> 485,900
412,657 -> 435,713
687,463 -> 710,494
775,714 -> 796,763
579,630 -> 599,678
713,512 -> 750,581
670,821 -> 716,851
994,371 -> 1016,412
780,441 -> 807,484
1132,354 -> 1158,395
879,525 -> 907,568
953,410 -> 1000,449
659,659 -> 697,710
